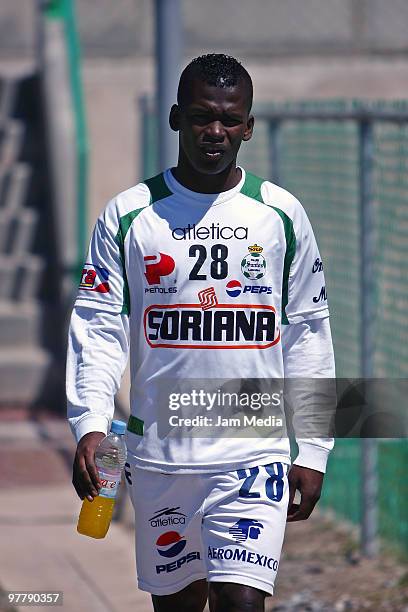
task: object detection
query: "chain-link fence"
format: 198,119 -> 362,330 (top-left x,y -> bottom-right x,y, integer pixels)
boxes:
140,98 -> 408,558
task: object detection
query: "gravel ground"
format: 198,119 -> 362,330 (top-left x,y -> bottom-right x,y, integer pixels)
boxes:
268,512 -> 408,612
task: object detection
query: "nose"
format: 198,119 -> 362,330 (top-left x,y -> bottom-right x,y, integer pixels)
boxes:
204,120 -> 225,142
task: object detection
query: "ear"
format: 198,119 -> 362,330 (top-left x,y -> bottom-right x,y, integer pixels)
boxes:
242,115 -> 254,142
169,104 -> 181,132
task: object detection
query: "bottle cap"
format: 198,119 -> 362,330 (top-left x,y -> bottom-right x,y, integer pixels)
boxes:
110,420 -> 127,435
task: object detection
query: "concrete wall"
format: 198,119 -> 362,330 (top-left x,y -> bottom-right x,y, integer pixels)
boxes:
4,2 -> 408,242
2,0 -> 408,59
82,54 -> 408,223
0,2 -> 36,58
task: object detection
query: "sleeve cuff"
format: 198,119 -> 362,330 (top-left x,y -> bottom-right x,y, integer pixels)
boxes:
293,439 -> 334,473
286,308 -> 329,325
69,414 -> 110,444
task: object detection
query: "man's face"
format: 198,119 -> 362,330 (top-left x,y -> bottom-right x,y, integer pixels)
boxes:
170,78 -> 254,175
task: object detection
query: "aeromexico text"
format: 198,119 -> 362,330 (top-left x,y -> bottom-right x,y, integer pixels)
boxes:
144,304 -> 280,348
172,223 -> 248,240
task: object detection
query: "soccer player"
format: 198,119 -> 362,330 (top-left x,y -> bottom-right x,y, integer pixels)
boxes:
68,54 -> 335,612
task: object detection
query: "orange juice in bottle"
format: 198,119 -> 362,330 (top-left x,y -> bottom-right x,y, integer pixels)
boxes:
77,420 -> 127,539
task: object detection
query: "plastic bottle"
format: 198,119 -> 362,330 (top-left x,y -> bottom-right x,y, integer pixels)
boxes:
77,420 -> 127,539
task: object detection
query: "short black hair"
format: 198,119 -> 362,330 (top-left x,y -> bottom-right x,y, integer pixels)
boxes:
177,53 -> 253,112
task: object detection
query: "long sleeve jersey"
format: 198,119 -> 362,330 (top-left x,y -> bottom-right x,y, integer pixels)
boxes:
67,168 -> 335,473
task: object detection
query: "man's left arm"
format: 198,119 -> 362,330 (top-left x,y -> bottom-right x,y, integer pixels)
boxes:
282,316 -> 335,522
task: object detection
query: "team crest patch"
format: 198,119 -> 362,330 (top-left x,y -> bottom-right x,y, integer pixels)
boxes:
79,264 -> 110,293
241,244 -> 267,280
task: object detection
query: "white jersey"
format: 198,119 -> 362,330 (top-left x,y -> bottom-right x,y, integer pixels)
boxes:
67,168 -> 334,473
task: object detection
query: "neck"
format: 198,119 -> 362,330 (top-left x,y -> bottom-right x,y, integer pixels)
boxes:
172,157 -> 241,194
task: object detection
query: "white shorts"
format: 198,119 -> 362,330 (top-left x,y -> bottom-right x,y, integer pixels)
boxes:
125,456 -> 290,596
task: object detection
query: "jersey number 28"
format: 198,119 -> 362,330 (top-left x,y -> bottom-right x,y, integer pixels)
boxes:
237,463 -> 285,502
189,244 -> 228,280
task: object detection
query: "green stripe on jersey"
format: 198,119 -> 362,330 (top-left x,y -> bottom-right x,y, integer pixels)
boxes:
144,172 -> 173,203
271,207 -> 296,325
114,173 -> 173,315
115,207 -> 146,315
240,172 -> 296,325
240,171 -> 265,203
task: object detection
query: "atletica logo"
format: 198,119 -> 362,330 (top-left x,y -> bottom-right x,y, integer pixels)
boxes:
144,303 -> 280,349
229,518 -> 264,542
149,507 -> 186,528
172,223 -> 248,241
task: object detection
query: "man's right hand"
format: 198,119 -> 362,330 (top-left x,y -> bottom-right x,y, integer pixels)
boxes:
72,431 -> 106,501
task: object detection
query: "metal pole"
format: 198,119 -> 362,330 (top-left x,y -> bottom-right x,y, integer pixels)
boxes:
139,95 -> 150,178
359,120 -> 378,557
155,0 -> 183,171
35,0 -> 46,71
269,120 -> 281,185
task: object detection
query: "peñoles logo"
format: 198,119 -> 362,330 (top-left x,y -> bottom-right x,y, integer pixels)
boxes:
144,253 -> 175,285
172,223 -> 248,241
144,303 -> 280,349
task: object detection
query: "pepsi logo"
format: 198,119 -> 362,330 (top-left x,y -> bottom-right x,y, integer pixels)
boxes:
226,280 -> 242,298
156,531 -> 186,558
